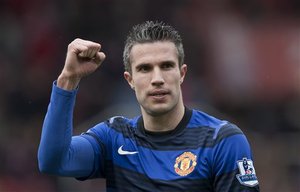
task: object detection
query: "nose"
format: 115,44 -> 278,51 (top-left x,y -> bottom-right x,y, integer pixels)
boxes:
151,67 -> 164,86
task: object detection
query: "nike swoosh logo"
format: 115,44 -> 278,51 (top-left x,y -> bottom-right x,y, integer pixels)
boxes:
118,145 -> 138,155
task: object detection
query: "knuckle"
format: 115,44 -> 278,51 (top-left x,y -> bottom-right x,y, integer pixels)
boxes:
67,43 -> 73,50
74,38 -> 82,42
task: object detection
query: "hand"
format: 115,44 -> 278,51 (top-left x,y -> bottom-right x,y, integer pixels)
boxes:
57,38 -> 106,90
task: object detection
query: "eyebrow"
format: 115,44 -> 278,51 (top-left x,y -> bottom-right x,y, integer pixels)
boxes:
160,60 -> 176,66
135,63 -> 151,69
135,60 -> 176,67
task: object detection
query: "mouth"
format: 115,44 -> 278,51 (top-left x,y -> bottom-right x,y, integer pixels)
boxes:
148,89 -> 170,98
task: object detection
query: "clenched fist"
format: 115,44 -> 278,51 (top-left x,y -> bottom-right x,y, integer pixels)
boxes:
57,38 -> 106,90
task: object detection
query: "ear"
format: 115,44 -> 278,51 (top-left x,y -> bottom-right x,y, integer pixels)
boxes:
124,71 -> 135,90
180,64 -> 187,84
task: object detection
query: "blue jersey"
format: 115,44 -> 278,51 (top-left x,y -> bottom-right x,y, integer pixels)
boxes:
38,83 -> 259,192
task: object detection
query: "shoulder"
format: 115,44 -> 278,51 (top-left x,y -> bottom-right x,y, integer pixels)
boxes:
83,116 -> 139,144
189,109 -> 245,141
104,116 -> 139,129
90,115 -> 139,135
189,109 -> 228,129
215,123 -> 244,141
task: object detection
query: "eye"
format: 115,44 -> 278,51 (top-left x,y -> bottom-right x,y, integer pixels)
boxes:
136,64 -> 152,73
161,61 -> 175,70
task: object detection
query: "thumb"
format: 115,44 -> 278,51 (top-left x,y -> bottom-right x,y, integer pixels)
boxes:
94,51 -> 106,65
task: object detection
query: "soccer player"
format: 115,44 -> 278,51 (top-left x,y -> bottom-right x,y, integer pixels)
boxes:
38,21 -> 260,191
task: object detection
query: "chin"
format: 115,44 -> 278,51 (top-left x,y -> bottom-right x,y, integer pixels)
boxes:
143,104 -> 173,117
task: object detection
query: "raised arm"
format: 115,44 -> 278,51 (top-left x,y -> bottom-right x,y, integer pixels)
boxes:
38,39 -> 106,178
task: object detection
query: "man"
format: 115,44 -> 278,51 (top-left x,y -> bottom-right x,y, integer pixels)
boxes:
38,21 -> 260,191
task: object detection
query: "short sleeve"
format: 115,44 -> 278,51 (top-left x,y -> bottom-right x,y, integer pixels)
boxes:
212,124 -> 260,191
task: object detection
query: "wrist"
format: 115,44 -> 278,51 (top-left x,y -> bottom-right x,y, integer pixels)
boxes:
57,73 -> 80,91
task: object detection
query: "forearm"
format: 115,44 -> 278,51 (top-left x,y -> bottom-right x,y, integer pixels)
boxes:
38,82 -> 94,177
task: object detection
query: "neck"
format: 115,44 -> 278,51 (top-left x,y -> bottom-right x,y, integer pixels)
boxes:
142,102 -> 185,132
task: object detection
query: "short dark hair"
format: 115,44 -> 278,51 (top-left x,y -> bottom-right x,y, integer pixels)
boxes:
123,21 -> 185,73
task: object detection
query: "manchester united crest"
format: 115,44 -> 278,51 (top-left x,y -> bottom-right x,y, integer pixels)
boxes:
174,152 -> 197,176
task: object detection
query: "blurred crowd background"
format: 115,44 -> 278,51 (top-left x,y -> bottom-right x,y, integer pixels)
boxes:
0,0 -> 300,191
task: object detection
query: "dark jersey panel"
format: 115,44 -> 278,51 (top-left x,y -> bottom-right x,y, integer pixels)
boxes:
105,162 -> 213,192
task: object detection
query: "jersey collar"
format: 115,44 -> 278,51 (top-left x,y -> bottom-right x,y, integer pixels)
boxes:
135,107 -> 192,140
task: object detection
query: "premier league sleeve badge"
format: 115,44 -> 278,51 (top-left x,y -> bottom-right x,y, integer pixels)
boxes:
236,157 -> 259,187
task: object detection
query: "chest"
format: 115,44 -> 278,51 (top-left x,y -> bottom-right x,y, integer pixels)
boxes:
110,137 -> 213,180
